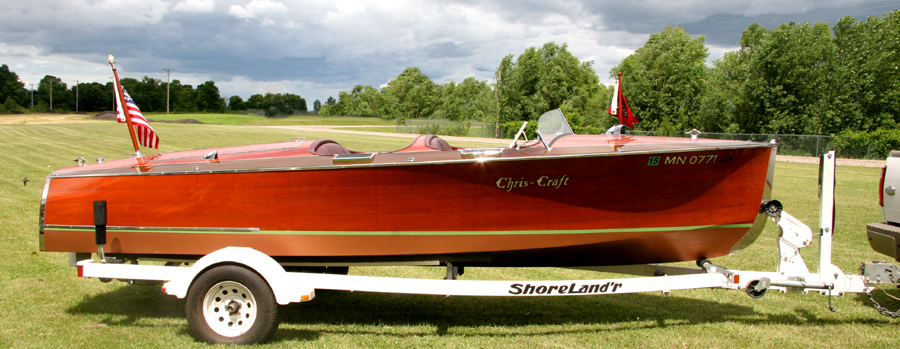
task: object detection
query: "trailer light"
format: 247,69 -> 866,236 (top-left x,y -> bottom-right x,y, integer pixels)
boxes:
733,274 -> 740,284
77,265 -> 83,277
300,295 -> 310,301
880,166 -> 887,207
161,285 -> 167,293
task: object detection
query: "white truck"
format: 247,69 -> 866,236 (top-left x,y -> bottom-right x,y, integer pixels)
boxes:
867,150 -> 900,263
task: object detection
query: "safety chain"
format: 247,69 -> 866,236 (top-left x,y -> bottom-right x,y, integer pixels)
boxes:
866,290 -> 900,318
861,261 -> 900,318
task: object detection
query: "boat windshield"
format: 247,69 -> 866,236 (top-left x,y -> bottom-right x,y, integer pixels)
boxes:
537,109 -> 574,147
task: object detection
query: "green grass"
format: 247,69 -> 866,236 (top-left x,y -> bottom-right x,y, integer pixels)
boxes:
142,113 -> 394,126
1,122 -> 898,348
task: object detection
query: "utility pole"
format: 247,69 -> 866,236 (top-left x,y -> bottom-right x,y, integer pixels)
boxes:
74,80 -> 80,113
47,79 -> 53,111
29,84 -> 34,109
162,68 -> 175,114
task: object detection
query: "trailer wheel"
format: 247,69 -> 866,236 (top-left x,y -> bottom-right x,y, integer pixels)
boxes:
746,280 -> 767,299
185,265 -> 280,345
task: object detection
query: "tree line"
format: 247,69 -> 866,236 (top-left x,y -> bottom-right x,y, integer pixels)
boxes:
2,11 -> 899,136
318,43 -> 613,136
0,68 -> 308,115
320,11 -> 900,136
620,11 -> 900,136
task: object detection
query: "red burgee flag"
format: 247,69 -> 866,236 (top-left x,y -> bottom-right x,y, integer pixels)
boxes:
608,74 -> 639,129
113,79 -> 159,149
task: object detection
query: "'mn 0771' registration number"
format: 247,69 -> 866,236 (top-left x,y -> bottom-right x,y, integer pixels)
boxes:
647,153 -> 733,166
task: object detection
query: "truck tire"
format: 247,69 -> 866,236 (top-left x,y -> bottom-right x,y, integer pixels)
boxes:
185,265 -> 280,344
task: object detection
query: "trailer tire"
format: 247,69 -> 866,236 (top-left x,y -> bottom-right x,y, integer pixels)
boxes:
746,280 -> 767,299
185,265 -> 280,344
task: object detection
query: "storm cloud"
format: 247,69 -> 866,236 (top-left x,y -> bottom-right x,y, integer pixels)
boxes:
0,0 -> 896,103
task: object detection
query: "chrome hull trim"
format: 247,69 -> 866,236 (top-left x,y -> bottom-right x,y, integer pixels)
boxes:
48,142 -> 774,179
39,176 -> 51,250
43,225 -> 260,232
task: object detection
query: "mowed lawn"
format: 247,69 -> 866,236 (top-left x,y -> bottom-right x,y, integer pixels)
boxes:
1,119 -> 898,348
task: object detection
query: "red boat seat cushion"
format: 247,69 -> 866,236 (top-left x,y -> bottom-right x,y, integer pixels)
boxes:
423,135 -> 452,150
308,139 -> 352,155
393,134 -> 453,152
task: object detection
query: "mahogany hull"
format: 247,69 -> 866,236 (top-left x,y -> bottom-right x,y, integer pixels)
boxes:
41,136 -> 776,267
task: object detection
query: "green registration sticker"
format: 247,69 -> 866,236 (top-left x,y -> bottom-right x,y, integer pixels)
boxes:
647,156 -> 660,166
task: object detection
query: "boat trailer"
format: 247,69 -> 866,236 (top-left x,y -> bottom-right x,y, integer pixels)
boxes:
74,150 -> 898,344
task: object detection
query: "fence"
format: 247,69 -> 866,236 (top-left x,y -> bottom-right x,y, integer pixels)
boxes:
630,131 -> 836,158
395,120 -> 886,159
395,120 -> 497,138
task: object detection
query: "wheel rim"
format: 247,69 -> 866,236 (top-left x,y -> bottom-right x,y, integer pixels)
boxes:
202,281 -> 258,337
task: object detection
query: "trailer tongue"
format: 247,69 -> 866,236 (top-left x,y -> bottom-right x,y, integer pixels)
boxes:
74,150 -> 896,345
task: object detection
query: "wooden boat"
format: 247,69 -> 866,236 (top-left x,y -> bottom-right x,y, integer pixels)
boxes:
40,110 -> 777,267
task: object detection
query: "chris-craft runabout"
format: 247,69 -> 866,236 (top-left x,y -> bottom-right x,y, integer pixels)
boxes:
40,110 -> 777,267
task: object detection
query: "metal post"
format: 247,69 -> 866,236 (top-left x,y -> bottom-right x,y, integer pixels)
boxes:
94,200 -> 107,261
816,137 -> 820,157
29,84 -> 33,109
74,80 -> 79,113
818,150 -> 835,280
162,68 -> 174,114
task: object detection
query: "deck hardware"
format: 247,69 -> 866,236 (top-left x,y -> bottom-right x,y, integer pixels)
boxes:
508,121 -> 529,149
193,166 -> 200,171
604,125 -> 625,135
203,151 -> 218,161
459,148 -> 503,159
94,200 -> 107,262
537,129 -> 552,151
685,129 -> 702,141
407,158 -> 415,162
333,152 -> 376,164
96,158 -> 104,163
293,137 -> 306,142
74,157 -> 86,166
445,262 -> 463,280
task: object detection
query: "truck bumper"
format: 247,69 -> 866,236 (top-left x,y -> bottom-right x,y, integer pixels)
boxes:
867,222 -> 900,262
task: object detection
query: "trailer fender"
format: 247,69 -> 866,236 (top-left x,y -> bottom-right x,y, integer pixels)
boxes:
162,247 -> 314,305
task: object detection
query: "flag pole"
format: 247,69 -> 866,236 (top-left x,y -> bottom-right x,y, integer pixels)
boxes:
616,72 -> 625,126
107,54 -> 142,157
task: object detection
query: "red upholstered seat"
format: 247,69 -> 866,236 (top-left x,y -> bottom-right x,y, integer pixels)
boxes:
307,139 -> 352,155
423,135 -> 452,150
394,134 -> 453,152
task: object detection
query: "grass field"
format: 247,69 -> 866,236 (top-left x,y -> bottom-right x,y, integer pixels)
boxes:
1,120 -> 898,348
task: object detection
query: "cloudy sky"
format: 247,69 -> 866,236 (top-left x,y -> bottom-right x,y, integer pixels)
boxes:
1,0 -> 897,104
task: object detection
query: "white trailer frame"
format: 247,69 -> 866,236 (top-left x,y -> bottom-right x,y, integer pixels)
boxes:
73,150 -> 882,344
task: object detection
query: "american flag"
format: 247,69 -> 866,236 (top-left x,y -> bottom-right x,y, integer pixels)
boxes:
113,79 -> 159,149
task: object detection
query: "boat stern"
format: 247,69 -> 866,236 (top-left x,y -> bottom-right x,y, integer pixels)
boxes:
38,174 -> 52,252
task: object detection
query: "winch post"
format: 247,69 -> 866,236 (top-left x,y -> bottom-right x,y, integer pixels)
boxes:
818,151 -> 836,281
94,200 -> 107,261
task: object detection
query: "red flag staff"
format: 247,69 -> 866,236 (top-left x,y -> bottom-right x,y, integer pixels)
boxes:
608,72 -> 638,129
107,54 -> 142,157
616,72 -> 625,126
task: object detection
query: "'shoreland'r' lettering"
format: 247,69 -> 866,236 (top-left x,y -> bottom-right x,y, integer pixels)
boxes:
508,282 -> 623,295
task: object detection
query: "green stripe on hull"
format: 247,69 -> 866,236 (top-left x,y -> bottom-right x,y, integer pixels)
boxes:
44,223 -> 753,236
